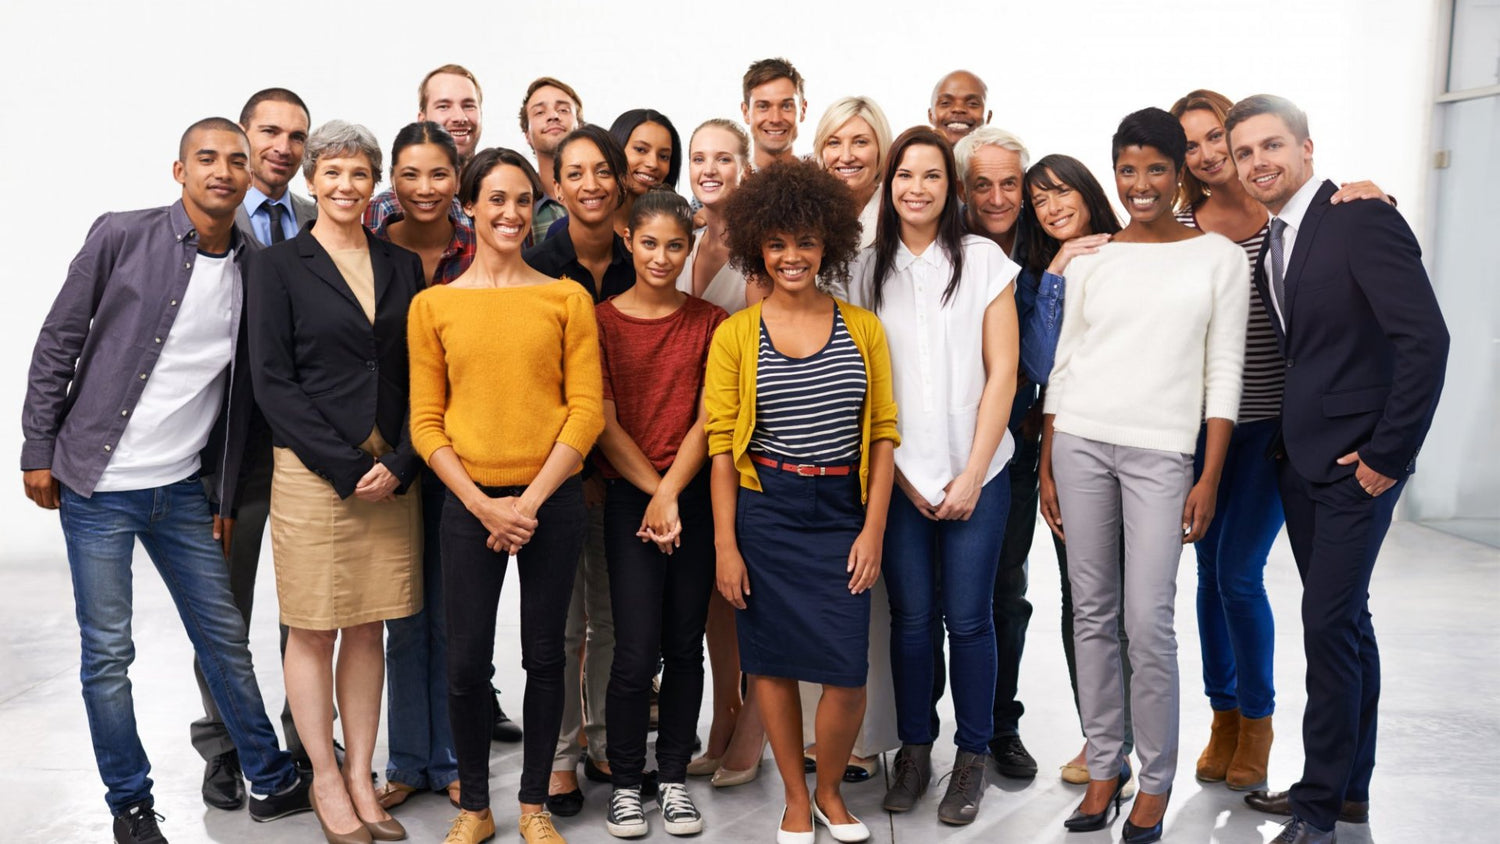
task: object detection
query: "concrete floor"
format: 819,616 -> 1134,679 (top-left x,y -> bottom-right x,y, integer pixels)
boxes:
2,517 -> 1495,843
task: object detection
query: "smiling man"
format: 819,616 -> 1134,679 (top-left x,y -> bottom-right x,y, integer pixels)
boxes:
21,118 -> 312,844
235,89 -> 315,248
366,63 -> 484,231
930,70 -> 992,147
741,57 -> 807,171
520,76 -> 583,243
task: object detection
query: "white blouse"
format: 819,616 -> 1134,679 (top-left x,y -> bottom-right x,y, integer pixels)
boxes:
678,231 -> 749,314
849,234 -> 1020,505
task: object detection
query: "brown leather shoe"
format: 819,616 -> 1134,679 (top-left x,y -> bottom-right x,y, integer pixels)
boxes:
1225,714 -> 1272,791
1195,708 -> 1240,782
1244,789 -> 1369,824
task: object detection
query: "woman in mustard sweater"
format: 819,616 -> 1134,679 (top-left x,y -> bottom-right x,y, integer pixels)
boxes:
407,147 -> 604,844
706,159 -> 898,844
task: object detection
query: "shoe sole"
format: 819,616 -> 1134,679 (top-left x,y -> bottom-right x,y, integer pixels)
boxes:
249,803 -> 313,823
203,793 -> 245,811
994,766 -> 1037,780
1225,779 -> 1268,792
1195,772 -> 1228,783
881,799 -> 919,813
663,818 -> 705,836
607,821 -> 649,838
937,814 -> 977,826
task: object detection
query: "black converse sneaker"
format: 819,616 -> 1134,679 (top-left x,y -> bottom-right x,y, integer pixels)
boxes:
606,786 -> 648,838
656,782 -> 704,836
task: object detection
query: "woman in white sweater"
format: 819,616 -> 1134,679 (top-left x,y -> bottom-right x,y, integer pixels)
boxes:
1038,108 -> 1247,844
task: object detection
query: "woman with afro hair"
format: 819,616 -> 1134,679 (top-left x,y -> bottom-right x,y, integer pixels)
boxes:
704,158 -> 898,844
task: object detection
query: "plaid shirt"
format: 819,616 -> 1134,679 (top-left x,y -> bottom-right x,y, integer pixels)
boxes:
370,204 -> 476,286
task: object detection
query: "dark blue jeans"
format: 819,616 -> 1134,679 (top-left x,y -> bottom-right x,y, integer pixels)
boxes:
60,478 -> 297,813
884,470 -> 1009,753
1193,419 -> 1284,718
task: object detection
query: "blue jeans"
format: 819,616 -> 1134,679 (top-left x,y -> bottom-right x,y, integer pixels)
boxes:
1193,419 -> 1284,718
384,471 -> 458,790
60,478 -> 296,813
884,470 -> 1010,753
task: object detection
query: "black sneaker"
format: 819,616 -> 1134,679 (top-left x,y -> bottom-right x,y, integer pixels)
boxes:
201,750 -> 245,810
656,782 -> 704,836
606,786 -> 648,838
988,734 -> 1038,779
492,686 -> 523,743
248,769 -> 312,822
113,800 -> 167,844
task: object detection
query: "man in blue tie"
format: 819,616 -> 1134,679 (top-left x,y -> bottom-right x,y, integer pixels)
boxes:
233,88 -> 315,248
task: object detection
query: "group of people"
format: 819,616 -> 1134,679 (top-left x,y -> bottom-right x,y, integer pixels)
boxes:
20,56 -> 1449,844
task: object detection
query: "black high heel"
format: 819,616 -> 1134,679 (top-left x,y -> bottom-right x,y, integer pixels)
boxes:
1063,760 -> 1131,833
1121,787 -> 1171,844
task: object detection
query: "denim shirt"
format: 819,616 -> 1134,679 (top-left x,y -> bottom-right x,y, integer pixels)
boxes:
21,200 -> 253,512
1009,265 -> 1066,433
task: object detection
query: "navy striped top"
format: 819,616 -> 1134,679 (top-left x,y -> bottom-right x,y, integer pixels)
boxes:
1177,209 -> 1284,422
749,308 -> 867,464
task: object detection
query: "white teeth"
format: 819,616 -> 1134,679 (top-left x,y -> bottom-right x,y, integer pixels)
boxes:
497,224 -> 520,235
946,122 -> 970,130
1130,197 -> 1156,207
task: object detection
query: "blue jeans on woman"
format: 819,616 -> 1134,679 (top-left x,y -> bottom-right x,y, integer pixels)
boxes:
1193,418 -> 1284,718
59,478 -> 298,813
884,470 -> 1010,754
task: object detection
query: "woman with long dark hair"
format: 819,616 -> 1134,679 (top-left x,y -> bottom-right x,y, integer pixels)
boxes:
608,109 -> 682,235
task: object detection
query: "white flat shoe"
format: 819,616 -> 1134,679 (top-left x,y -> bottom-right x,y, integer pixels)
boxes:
812,799 -> 870,843
776,807 -> 814,844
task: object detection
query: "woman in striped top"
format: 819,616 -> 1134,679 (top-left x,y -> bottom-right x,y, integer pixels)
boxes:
705,158 -> 898,844
1169,90 -> 1395,794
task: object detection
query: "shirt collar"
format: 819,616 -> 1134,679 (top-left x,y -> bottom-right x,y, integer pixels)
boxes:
243,184 -> 293,217
169,199 -> 248,257
892,238 -> 951,275
1272,173 -> 1321,235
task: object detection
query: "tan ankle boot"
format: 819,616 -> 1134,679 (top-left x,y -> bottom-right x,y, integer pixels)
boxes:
1195,708 -> 1241,782
1226,714 -> 1273,791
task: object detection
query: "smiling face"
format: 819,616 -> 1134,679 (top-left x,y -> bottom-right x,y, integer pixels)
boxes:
742,77 -> 805,156
820,116 -> 880,199
392,142 -> 458,225
306,151 -> 376,226
419,73 -> 482,159
524,84 -> 579,156
626,214 -> 691,289
465,163 -> 535,255
688,126 -> 746,209
1113,145 -> 1177,224
889,142 -> 949,233
929,71 -> 991,146
1230,112 -> 1314,213
175,128 -> 252,220
241,99 -> 309,198
556,138 -> 619,227
623,121 -> 674,196
1180,108 -> 1234,190
761,229 -> 824,295
962,144 -> 1024,240
1029,170 -> 1093,241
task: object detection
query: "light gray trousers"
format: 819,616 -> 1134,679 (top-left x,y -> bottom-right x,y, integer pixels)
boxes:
1051,432 -> 1192,795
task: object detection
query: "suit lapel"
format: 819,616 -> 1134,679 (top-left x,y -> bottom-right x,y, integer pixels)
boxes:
369,234 -> 394,307
292,194 -> 318,231
296,227 -> 362,310
233,205 -> 266,249
1282,179 -> 1337,334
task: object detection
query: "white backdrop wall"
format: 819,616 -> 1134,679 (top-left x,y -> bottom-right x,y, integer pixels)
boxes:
0,0 -> 1443,557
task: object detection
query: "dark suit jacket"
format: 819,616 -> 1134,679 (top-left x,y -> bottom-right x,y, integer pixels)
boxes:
247,224 -> 424,498
1254,179 -> 1449,484
234,193 -> 317,250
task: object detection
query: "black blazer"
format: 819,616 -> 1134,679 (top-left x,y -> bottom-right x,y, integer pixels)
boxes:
1254,180 -> 1449,484
247,224 -> 425,498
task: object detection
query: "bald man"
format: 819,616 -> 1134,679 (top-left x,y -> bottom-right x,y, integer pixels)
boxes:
929,70 -> 993,146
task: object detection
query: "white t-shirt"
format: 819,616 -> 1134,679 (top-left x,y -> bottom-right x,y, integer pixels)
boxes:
95,251 -> 238,491
849,234 -> 1019,505
677,231 -> 749,314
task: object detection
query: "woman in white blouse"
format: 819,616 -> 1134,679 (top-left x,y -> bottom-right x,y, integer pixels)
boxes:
848,126 -> 1018,826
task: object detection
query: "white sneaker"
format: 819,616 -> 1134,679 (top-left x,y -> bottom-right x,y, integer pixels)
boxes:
607,787 -> 648,838
656,782 -> 704,836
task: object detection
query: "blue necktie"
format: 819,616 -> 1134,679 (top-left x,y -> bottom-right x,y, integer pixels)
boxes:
1267,217 -> 1287,328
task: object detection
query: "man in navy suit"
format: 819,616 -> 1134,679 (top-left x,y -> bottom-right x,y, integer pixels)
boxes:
1225,94 -> 1448,844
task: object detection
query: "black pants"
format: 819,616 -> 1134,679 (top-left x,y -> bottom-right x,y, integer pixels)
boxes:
604,472 -> 715,786
443,477 -> 585,810
991,424 -> 1038,739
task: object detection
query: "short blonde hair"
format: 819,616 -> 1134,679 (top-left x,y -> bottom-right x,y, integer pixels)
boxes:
811,96 -> 893,183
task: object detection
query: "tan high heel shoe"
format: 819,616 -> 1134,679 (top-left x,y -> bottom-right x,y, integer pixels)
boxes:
686,754 -> 723,776
711,737 -> 767,788
312,787 -> 374,844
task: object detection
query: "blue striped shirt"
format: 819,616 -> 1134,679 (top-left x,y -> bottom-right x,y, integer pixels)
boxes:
750,308 -> 867,464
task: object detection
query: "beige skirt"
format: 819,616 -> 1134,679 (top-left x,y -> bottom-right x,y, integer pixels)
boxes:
270,429 -> 422,630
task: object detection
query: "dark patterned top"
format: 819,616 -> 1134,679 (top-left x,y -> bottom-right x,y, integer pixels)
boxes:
750,308 -> 867,464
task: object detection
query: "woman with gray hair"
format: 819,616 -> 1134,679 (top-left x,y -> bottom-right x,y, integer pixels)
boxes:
248,119 -> 426,844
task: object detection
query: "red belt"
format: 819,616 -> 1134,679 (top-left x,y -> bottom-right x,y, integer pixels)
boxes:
750,455 -> 857,477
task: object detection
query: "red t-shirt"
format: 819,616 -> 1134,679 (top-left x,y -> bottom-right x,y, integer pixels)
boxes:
595,294 -> 728,478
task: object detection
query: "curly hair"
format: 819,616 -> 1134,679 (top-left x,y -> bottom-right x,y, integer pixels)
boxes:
722,158 -> 862,288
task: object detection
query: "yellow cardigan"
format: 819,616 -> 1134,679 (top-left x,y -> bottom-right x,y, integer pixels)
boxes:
704,298 -> 899,503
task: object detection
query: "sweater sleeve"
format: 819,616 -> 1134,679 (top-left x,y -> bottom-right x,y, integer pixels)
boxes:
406,291 -> 452,463
1202,240 -> 1250,422
703,315 -> 744,457
555,289 -> 605,457
862,314 -> 901,447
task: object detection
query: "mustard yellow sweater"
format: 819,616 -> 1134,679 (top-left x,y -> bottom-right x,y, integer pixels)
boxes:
408,280 -> 604,486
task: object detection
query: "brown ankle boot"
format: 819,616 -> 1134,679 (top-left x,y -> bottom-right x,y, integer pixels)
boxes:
1226,714 -> 1273,791
1195,708 -> 1240,782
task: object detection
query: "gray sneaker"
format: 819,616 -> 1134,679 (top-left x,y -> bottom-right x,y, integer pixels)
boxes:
881,744 -> 932,813
937,750 -> 989,825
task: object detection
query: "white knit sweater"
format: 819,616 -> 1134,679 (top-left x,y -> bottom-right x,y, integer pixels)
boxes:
1044,233 -> 1249,454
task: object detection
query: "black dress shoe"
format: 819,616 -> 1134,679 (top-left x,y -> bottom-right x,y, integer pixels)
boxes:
113,800 -> 167,844
1269,817 -> 1336,843
1245,789 -> 1368,824
248,769 -> 313,822
546,788 -> 584,817
1062,760 -> 1130,832
988,734 -> 1039,779
202,750 -> 245,810
491,686 -> 523,743
1121,788 -> 1170,844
